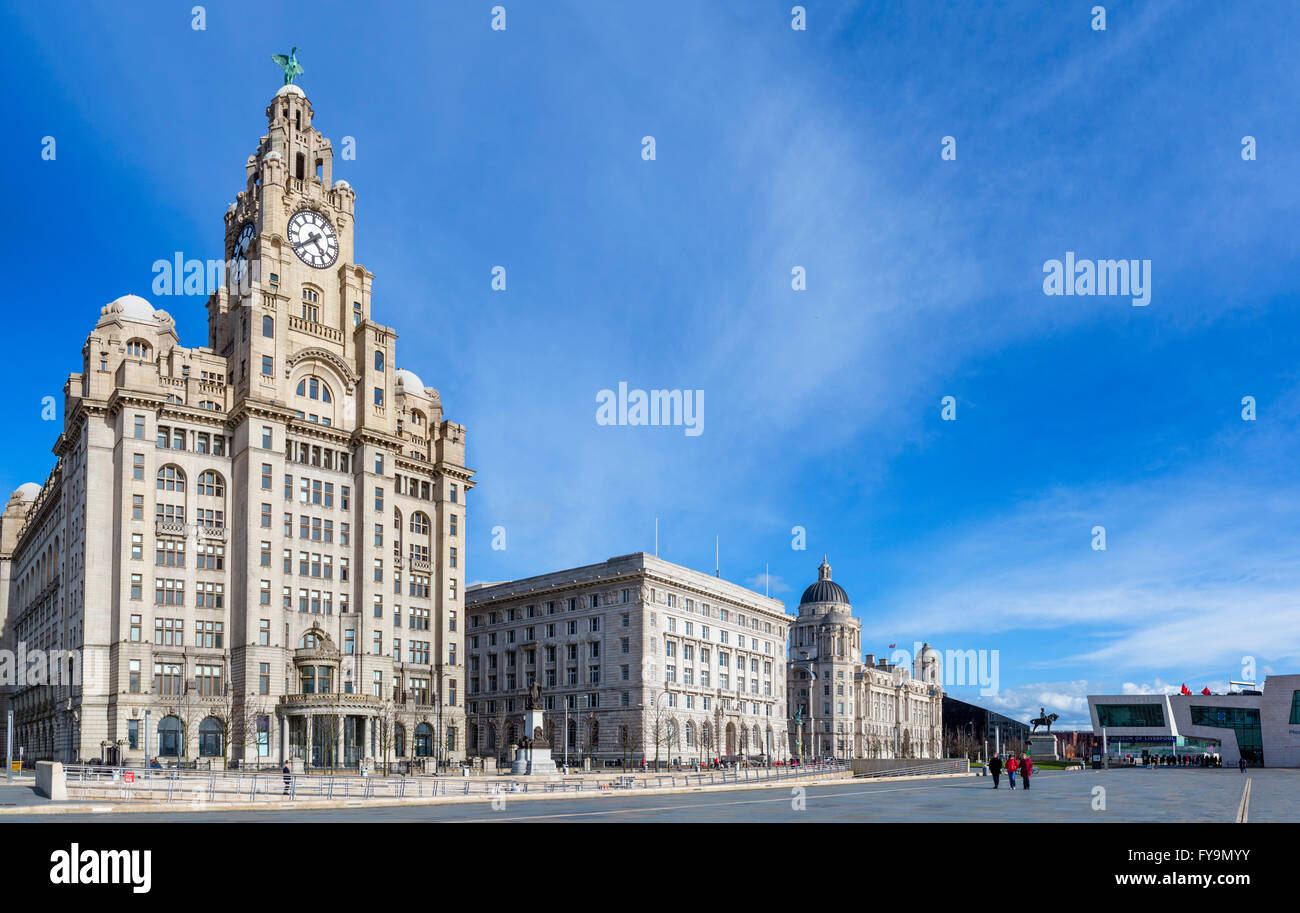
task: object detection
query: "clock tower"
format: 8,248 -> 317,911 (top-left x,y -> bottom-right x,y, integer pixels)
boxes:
207,83 -> 395,433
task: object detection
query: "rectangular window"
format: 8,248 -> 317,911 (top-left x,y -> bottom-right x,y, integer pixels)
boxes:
261,355 -> 273,376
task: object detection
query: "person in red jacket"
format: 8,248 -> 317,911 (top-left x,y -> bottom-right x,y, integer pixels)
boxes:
1006,754 -> 1019,789
1021,755 -> 1034,790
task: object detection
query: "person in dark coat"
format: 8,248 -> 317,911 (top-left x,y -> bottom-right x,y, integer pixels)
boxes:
989,754 -> 1003,788
282,761 -> 292,795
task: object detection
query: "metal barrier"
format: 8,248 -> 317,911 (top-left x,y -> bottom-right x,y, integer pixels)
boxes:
852,758 -> 970,779
62,761 -> 851,805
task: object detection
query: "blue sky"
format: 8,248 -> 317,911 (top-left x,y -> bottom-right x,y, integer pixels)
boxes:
2,0 -> 1298,725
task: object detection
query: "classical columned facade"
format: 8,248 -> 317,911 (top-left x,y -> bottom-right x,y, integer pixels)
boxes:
787,559 -> 943,761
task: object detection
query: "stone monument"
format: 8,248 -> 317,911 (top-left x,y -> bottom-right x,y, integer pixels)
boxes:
511,683 -> 559,776
1027,707 -> 1060,761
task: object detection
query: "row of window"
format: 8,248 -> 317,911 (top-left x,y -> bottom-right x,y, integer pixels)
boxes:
126,576 -> 225,607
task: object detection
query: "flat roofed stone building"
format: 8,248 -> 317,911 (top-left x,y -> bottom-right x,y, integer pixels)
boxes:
465,553 -> 790,768
0,85 -> 473,770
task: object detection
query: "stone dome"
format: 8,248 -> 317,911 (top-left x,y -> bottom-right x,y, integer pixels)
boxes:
275,84 -> 306,99
99,294 -> 157,323
10,482 -> 41,502
395,368 -> 426,395
799,557 -> 850,606
819,609 -> 853,627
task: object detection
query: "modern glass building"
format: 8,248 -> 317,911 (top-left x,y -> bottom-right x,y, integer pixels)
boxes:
1087,674 -> 1300,767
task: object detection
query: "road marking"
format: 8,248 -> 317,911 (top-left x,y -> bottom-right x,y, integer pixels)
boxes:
1235,778 -> 1251,823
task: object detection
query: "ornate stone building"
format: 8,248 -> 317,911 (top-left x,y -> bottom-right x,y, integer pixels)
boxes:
787,559 -> 942,760
465,553 -> 791,768
0,84 -> 472,769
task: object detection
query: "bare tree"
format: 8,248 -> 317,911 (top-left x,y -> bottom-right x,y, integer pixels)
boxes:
373,700 -> 398,775
619,719 -> 642,768
236,696 -> 271,768
649,700 -> 675,771
581,710 -> 599,766
492,703 -> 513,767
442,705 -> 465,767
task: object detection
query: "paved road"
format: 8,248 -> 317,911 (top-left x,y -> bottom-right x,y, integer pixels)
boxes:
5,768 -> 1296,822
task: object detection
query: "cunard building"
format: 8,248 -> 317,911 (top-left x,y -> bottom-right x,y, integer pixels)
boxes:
0,83 -> 473,769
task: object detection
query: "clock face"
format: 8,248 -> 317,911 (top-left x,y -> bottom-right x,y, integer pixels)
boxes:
287,209 -> 339,269
231,222 -> 256,262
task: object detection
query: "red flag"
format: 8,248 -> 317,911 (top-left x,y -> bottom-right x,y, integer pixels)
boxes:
1202,687 -> 1211,695
1180,683 -> 1191,695
888,644 -> 896,649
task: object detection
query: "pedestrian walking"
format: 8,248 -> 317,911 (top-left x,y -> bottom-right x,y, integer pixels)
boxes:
1239,757 -> 1247,773
989,754 -> 1003,789
1021,755 -> 1033,790
282,760 -> 292,795
1006,754 -> 1018,789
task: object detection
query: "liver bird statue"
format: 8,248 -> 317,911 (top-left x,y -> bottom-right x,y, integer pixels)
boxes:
271,47 -> 304,85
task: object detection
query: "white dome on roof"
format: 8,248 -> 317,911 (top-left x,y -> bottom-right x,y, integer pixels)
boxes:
11,482 -> 41,502
275,84 -> 306,98
99,294 -> 157,323
395,368 -> 427,395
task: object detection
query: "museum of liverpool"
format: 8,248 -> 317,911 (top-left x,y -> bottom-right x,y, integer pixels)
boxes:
1087,674 -> 1300,766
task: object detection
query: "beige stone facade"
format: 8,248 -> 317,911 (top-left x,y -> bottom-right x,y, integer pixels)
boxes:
788,559 -> 943,760
465,553 -> 790,768
0,85 -> 472,769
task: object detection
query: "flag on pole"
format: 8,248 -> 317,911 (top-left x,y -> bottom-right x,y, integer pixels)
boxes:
1180,683 -> 1191,695
1201,687 -> 1211,695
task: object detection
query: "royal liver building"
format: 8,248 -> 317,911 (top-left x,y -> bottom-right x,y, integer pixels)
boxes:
0,84 -> 473,769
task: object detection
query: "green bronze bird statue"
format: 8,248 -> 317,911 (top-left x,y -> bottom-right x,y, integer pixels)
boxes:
271,47 -> 304,85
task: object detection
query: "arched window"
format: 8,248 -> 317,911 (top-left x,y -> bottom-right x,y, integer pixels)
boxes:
414,722 -> 434,757
295,376 -> 333,403
262,315 -> 274,338
156,465 -> 186,492
299,631 -> 323,649
374,350 -> 384,372
199,717 -> 224,757
409,512 -> 430,536
126,339 -> 152,359
197,470 -> 224,497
